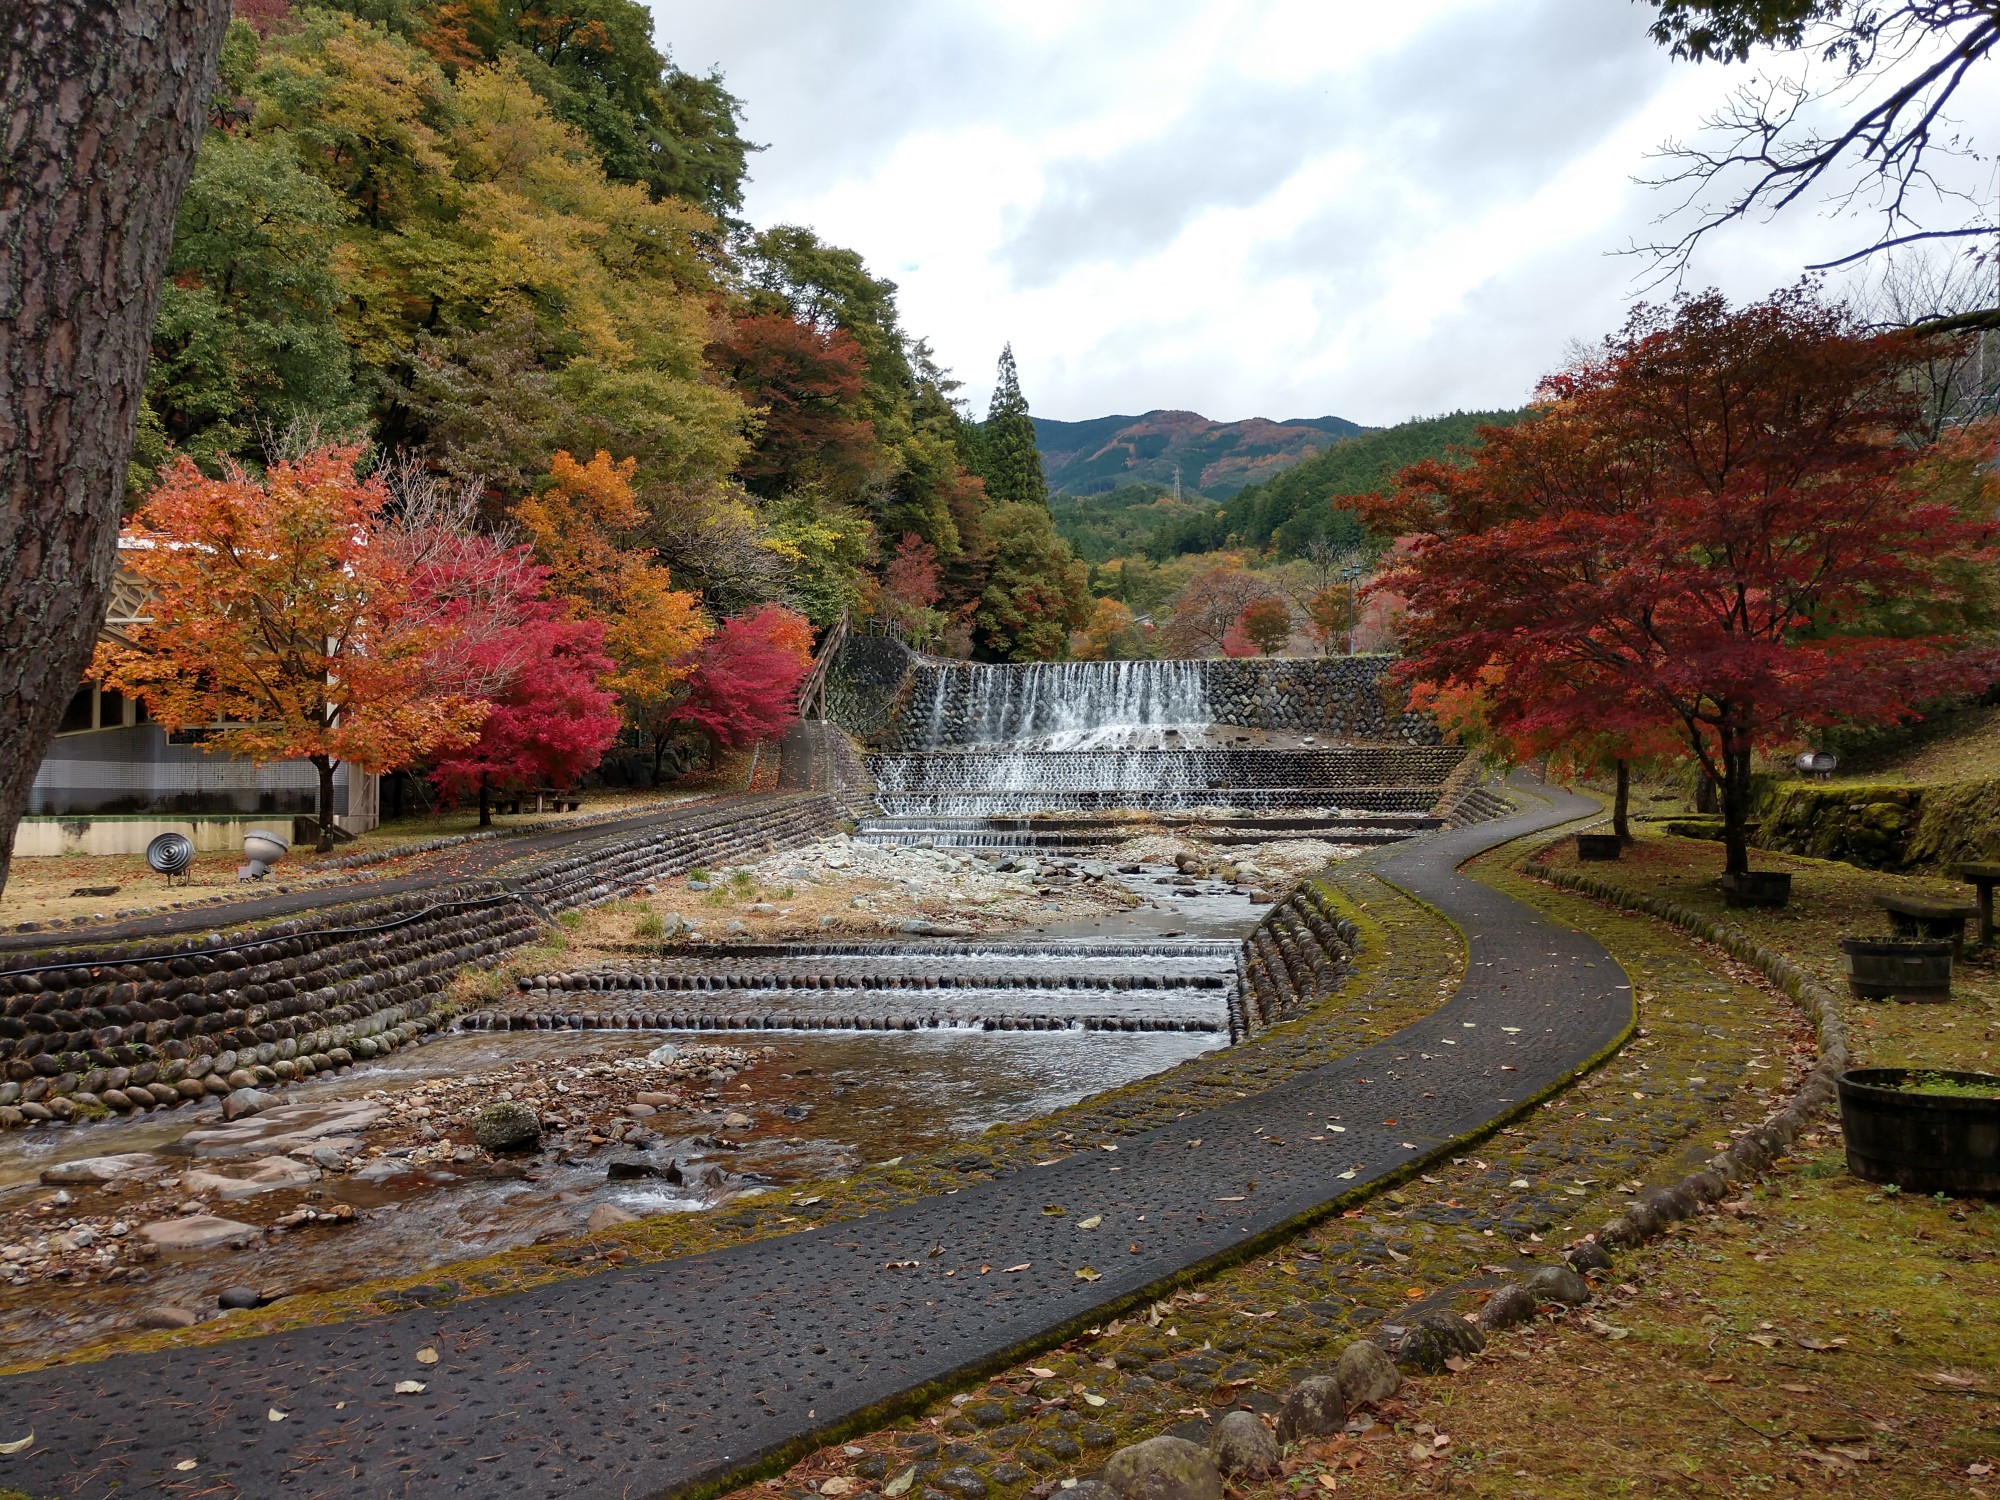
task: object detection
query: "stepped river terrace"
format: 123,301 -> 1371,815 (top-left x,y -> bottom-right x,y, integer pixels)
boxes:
0,657 -> 1468,1366
0,649 -> 1989,1500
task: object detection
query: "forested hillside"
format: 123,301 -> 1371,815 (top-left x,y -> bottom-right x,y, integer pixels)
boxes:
1149,410 -> 1524,558
1033,410 -> 1364,497
136,0 -> 1086,665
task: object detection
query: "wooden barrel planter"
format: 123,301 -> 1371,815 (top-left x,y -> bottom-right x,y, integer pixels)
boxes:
1839,936 -> 1953,1001
1720,871 -> 1791,909
1575,833 -> 1623,861
1838,1068 -> 2000,1194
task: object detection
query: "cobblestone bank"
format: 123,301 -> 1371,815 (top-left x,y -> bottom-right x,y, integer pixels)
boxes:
0,795 -> 852,1128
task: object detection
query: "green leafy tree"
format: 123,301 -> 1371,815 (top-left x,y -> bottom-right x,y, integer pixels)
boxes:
974,501 -> 1090,660
142,126 -> 363,475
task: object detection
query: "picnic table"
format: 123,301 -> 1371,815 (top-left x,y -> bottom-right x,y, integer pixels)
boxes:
1954,863 -> 2000,945
1876,891 -> 1980,953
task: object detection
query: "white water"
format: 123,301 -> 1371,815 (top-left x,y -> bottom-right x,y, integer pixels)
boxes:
918,660 -> 1213,750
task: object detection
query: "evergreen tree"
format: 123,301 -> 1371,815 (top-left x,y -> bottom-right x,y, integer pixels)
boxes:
977,344 -> 1048,507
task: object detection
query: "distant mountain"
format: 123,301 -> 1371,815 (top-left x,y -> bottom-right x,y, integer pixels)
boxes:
1033,409 -> 1367,498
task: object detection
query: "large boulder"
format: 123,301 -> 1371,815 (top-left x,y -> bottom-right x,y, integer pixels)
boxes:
1206,1411 -> 1279,1477
1103,1436 -> 1224,1500
473,1101 -> 542,1152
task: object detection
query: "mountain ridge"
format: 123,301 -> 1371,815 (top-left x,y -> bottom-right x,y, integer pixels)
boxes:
1033,408 -> 1367,498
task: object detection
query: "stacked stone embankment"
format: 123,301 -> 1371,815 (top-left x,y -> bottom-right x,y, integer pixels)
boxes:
0,794 -> 851,1128
1239,877 -> 1360,1031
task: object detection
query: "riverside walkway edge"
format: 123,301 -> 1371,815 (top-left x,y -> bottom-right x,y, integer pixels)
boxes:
0,781 -> 1628,1500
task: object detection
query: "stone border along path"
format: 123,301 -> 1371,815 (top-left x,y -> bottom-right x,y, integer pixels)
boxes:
0,781 -> 1636,1499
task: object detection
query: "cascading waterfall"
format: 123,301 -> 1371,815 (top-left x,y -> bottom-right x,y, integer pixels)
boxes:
916,659 -> 1214,751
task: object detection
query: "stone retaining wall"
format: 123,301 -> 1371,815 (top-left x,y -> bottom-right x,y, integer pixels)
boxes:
0,794 -> 852,1129
1239,877 -> 1361,1033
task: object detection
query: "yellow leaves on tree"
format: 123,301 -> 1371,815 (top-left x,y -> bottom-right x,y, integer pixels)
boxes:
91,445 -> 488,849
514,450 -> 709,701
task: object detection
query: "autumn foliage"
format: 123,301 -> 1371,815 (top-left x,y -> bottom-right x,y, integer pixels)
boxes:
94,447 -> 488,848
666,606 -> 816,751
514,449 -> 710,702
1362,287 -> 2000,875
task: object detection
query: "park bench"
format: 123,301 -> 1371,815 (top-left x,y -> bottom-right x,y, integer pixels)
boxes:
1875,891 -> 1980,953
1954,863 -> 2000,946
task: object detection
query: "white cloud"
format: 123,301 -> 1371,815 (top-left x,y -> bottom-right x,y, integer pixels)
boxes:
650,0 -> 1997,424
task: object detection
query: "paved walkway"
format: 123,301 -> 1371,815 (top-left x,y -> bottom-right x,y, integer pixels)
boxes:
0,782 -> 1630,1500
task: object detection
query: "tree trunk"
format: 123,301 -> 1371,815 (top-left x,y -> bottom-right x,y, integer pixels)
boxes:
1717,733 -> 1754,878
477,774 -> 491,828
313,756 -> 337,853
0,3 -> 231,899
1612,758 -> 1631,841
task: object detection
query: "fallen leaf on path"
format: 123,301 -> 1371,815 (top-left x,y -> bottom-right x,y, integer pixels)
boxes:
394,1381 -> 427,1395
1043,1205 -> 1067,1216
1746,1334 -> 1779,1348
1027,1367 -> 1057,1379
885,1260 -> 919,1270
1779,1383 -> 1815,1394
1316,1475 -> 1338,1491
1076,1267 -> 1101,1281
1083,1393 -> 1108,1407
416,1347 -> 439,1365
0,1432 -> 30,1455
1078,1215 -> 1101,1230
884,1467 -> 916,1497
268,1410 -> 288,1423
1585,1318 -> 1630,1340
174,1459 -> 197,1471
1796,1337 -> 1847,1351
1443,1356 -> 1471,1373
820,1478 -> 856,1496
1003,1263 -> 1030,1273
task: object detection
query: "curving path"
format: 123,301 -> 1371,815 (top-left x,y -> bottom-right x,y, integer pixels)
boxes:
0,781 -> 1630,1500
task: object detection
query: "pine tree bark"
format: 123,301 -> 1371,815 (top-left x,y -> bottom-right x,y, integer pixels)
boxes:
0,2 -> 231,897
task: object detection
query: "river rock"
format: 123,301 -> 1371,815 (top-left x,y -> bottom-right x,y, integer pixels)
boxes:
721,1111 -> 753,1130
605,1159 -> 665,1181
1103,1435 -> 1223,1500
1206,1410 -> 1279,1477
1274,1376 -> 1348,1444
1393,1312 -> 1486,1374
586,1203 -> 638,1232
40,1153 -> 160,1185
1478,1283 -> 1538,1331
1566,1241 -> 1613,1275
473,1101 -> 542,1152
198,1155 -> 321,1199
141,1215 -> 260,1252
216,1285 -> 265,1310
1524,1263 -> 1591,1307
1336,1338 -> 1403,1407
222,1087 -> 278,1121
135,1305 -> 198,1330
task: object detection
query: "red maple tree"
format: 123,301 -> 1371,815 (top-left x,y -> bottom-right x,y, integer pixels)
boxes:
667,605 -> 816,753
708,313 -> 882,499
1361,287 -> 1999,880
428,604 -> 620,827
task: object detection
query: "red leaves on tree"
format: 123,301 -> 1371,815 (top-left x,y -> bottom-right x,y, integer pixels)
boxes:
667,605 -> 816,750
1233,597 -> 1293,656
429,604 -> 620,807
709,313 -> 882,500
1359,286 -> 2000,873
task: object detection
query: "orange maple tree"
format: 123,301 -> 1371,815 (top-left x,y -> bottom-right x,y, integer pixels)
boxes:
93,445 -> 488,850
513,449 -> 710,703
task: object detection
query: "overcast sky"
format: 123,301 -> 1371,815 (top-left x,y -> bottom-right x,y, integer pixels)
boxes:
649,0 -> 1993,425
